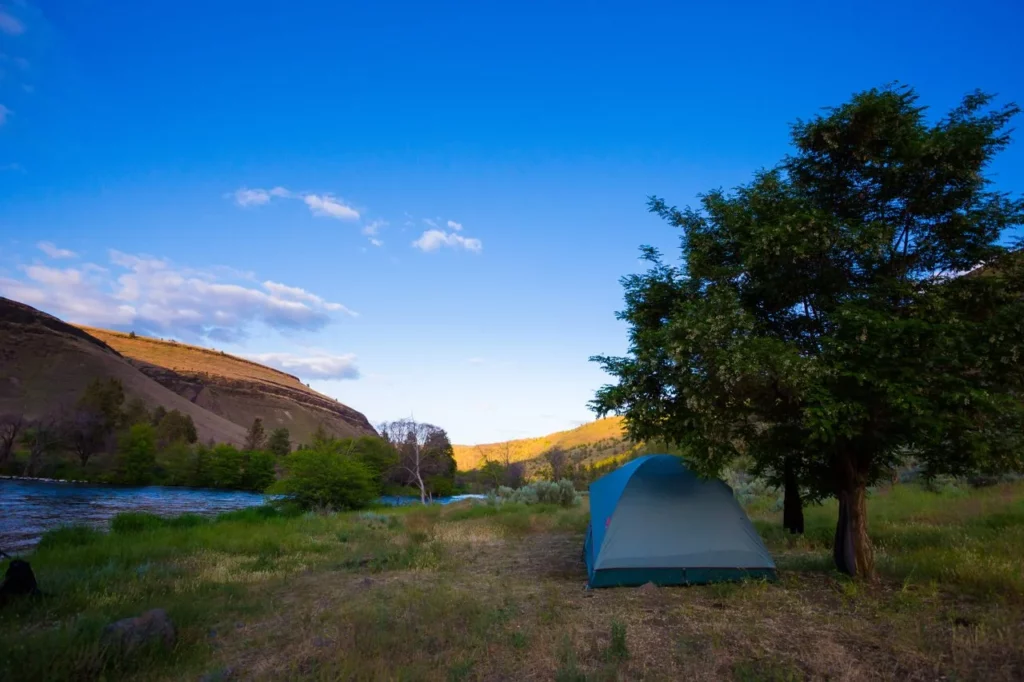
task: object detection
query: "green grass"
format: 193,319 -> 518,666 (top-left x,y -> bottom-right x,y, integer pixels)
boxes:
2,482 -> 1023,681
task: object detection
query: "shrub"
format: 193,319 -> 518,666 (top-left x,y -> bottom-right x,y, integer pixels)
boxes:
489,479 -> 580,507
270,447 -> 378,511
241,450 -> 277,492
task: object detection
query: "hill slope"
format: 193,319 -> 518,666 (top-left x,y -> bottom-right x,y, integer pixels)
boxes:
0,298 -> 247,445
453,417 -> 631,471
79,327 -> 376,445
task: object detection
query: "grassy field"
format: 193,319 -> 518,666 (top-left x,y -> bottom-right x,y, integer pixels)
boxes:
2,482 -> 1023,681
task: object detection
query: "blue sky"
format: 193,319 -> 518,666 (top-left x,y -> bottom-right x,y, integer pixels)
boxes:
1,0 -> 1023,444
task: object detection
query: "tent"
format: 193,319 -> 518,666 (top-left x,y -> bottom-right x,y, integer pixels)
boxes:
584,454 -> 776,587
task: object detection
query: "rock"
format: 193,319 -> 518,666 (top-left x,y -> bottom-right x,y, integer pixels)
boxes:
102,608 -> 176,655
0,559 -> 40,606
638,581 -> 658,592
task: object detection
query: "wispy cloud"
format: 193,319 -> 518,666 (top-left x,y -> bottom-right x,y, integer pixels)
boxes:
467,357 -> 485,365
362,219 -> 386,236
243,351 -> 360,380
369,238 -> 383,247
412,229 -> 483,254
0,105 -> 11,126
0,249 -> 356,341
0,8 -> 25,36
303,193 -> 359,221
230,186 -> 360,221
447,220 -> 463,231
423,218 -> 438,228
231,188 -> 272,207
37,241 -> 78,259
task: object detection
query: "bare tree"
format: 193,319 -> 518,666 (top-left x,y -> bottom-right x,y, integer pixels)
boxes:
65,409 -> 110,467
544,447 -> 567,481
22,414 -> 64,477
0,414 -> 25,465
379,419 -> 454,504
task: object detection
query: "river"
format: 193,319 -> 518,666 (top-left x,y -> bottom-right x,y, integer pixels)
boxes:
0,478 -> 268,556
0,479 -> 487,556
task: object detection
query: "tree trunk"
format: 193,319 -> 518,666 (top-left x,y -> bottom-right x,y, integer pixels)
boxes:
782,458 -> 804,535
415,469 -> 426,504
833,477 -> 874,578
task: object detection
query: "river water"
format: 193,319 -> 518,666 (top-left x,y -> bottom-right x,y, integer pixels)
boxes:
0,478 -> 268,556
0,479 -> 487,556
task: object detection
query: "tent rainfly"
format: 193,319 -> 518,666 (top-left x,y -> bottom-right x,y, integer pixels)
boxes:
584,454 -> 777,588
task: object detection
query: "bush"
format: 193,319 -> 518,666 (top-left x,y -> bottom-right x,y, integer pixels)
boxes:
241,450 -> 277,492
489,479 -> 579,507
269,447 -> 378,511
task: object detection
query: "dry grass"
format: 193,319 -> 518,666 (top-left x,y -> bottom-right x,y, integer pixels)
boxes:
79,326 -> 312,394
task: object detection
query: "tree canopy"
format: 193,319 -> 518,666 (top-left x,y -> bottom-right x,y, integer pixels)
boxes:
592,86 -> 1024,577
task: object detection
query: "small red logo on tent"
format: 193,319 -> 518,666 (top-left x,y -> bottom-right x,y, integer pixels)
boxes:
604,517 -> 611,529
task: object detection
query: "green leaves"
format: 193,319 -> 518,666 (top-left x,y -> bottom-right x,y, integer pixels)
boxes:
594,85 -> 1024,498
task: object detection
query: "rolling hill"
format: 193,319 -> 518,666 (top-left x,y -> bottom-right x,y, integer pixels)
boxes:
77,327 -> 376,445
0,297 -> 247,445
453,417 -> 634,472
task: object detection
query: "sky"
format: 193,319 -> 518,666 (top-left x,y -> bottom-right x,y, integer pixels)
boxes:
1,1 -> 1023,444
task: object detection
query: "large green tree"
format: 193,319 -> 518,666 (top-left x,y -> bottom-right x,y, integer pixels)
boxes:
592,87 -> 1024,578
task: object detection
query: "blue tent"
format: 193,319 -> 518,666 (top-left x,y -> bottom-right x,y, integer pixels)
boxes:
584,455 -> 776,588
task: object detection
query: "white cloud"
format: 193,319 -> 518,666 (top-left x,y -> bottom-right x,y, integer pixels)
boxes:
243,352 -> 360,380
303,193 -> 360,220
228,186 -> 359,221
362,219 -> 386,236
232,188 -> 271,207
423,218 -> 438,228
37,241 -> 78,259
0,250 -> 356,340
412,229 -> 483,254
369,238 -> 383,247
447,220 -> 463,231
0,9 -> 24,36
0,105 -> 11,126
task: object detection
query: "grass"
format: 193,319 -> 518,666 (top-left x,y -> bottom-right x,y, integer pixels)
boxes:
2,482 -> 1024,680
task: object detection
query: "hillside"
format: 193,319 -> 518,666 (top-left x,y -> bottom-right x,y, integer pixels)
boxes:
78,327 -> 376,445
0,298 -> 247,445
453,417 -> 633,472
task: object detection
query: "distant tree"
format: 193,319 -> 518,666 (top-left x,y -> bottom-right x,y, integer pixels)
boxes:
209,444 -> 244,489
155,410 -> 198,448
120,398 -> 151,429
118,423 -> 157,485
0,413 -> 25,465
161,440 -> 195,486
78,378 -> 125,431
310,423 -> 331,449
151,405 -> 167,426
65,408 -> 111,467
379,419 -> 456,503
22,414 -> 64,477
346,436 -> 399,494
244,418 -> 267,451
241,450 -> 277,491
544,447 -> 567,481
270,448 -> 377,511
504,461 -> 526,488
267,427 -> 292,457
592,86 -> 1024,578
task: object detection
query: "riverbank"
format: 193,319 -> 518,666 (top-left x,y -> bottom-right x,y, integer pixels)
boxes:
2,481 -> 1023,680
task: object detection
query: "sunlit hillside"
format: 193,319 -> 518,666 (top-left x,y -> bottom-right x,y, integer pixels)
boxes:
453,417 -> 629,471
